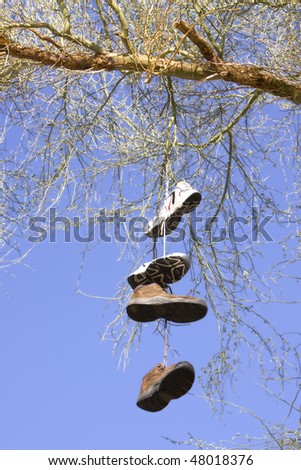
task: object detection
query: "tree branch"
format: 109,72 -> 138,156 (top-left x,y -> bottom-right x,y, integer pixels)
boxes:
191,1 -> 224,58
106,0 -> 134,54
4,42 -> 214,80
3,22 -> 105,54
174,20 -> 222,64
174,20 -> 301,104
56,0 -> 71,35
4,41 -> 301,104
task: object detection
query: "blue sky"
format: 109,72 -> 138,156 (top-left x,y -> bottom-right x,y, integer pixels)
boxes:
0,1 -> 300,452
0,78 -> 299,452
0,203 -> 299,450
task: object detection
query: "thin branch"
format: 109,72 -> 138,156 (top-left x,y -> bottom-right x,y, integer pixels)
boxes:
204,90 -> 263,147
193,394 -> 284,449
95,0 -> 110,38
210,130 -> 233,223
5,22 -> 105,54
165,77 -> 178,125
27,29 -> 62,50
106,0 -> 134,54
56,0 -> 71,35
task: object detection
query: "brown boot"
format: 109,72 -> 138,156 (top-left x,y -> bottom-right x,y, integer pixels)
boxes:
137,361 -> 195,412
126,283 -> 207,323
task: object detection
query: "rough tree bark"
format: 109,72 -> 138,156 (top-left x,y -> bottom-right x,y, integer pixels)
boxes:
1,26 -> 300,104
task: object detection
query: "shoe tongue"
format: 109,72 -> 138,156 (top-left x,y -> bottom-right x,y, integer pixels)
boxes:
133,283 -> 165,294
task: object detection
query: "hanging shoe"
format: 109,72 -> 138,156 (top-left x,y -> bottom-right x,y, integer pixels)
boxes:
145,180 -> 201,238
137,361 -> 195,412
126,283 -> 207,323
127,252 -> 190,289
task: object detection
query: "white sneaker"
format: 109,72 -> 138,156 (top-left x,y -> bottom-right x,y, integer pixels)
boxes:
127,253 -> 190,289
144,181 -> 201,238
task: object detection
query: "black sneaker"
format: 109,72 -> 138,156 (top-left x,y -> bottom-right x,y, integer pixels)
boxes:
127,253 -> 190,289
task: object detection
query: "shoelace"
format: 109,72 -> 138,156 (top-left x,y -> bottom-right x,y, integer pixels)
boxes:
166,284 -> 173,294
163,318 -> 168,368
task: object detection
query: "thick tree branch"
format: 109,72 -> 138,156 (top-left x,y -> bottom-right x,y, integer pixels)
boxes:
3,41 -> 301,104
3,42 -> 215,80
191,1 -> 224,58
220,63 -> 301,104
174,20 -> 222,64
174,20 -> 301,105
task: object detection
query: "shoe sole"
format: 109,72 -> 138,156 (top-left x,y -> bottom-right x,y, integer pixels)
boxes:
137,362 -> 195,412
127,254 -> 190,289
145,191 -> 201,238
177,191 -> 202,215
126,296 -> 208,323
145,215 -> 181,239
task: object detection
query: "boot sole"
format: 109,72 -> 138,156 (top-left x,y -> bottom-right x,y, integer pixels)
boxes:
127,253 -> 190,289
126,296 -> 208,323
137,362 -> 195,412
145,191 -> 201,238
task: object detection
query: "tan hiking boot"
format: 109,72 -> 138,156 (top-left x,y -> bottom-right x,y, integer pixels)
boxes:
126,283 -> 208,323
137,361 -> 195,412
